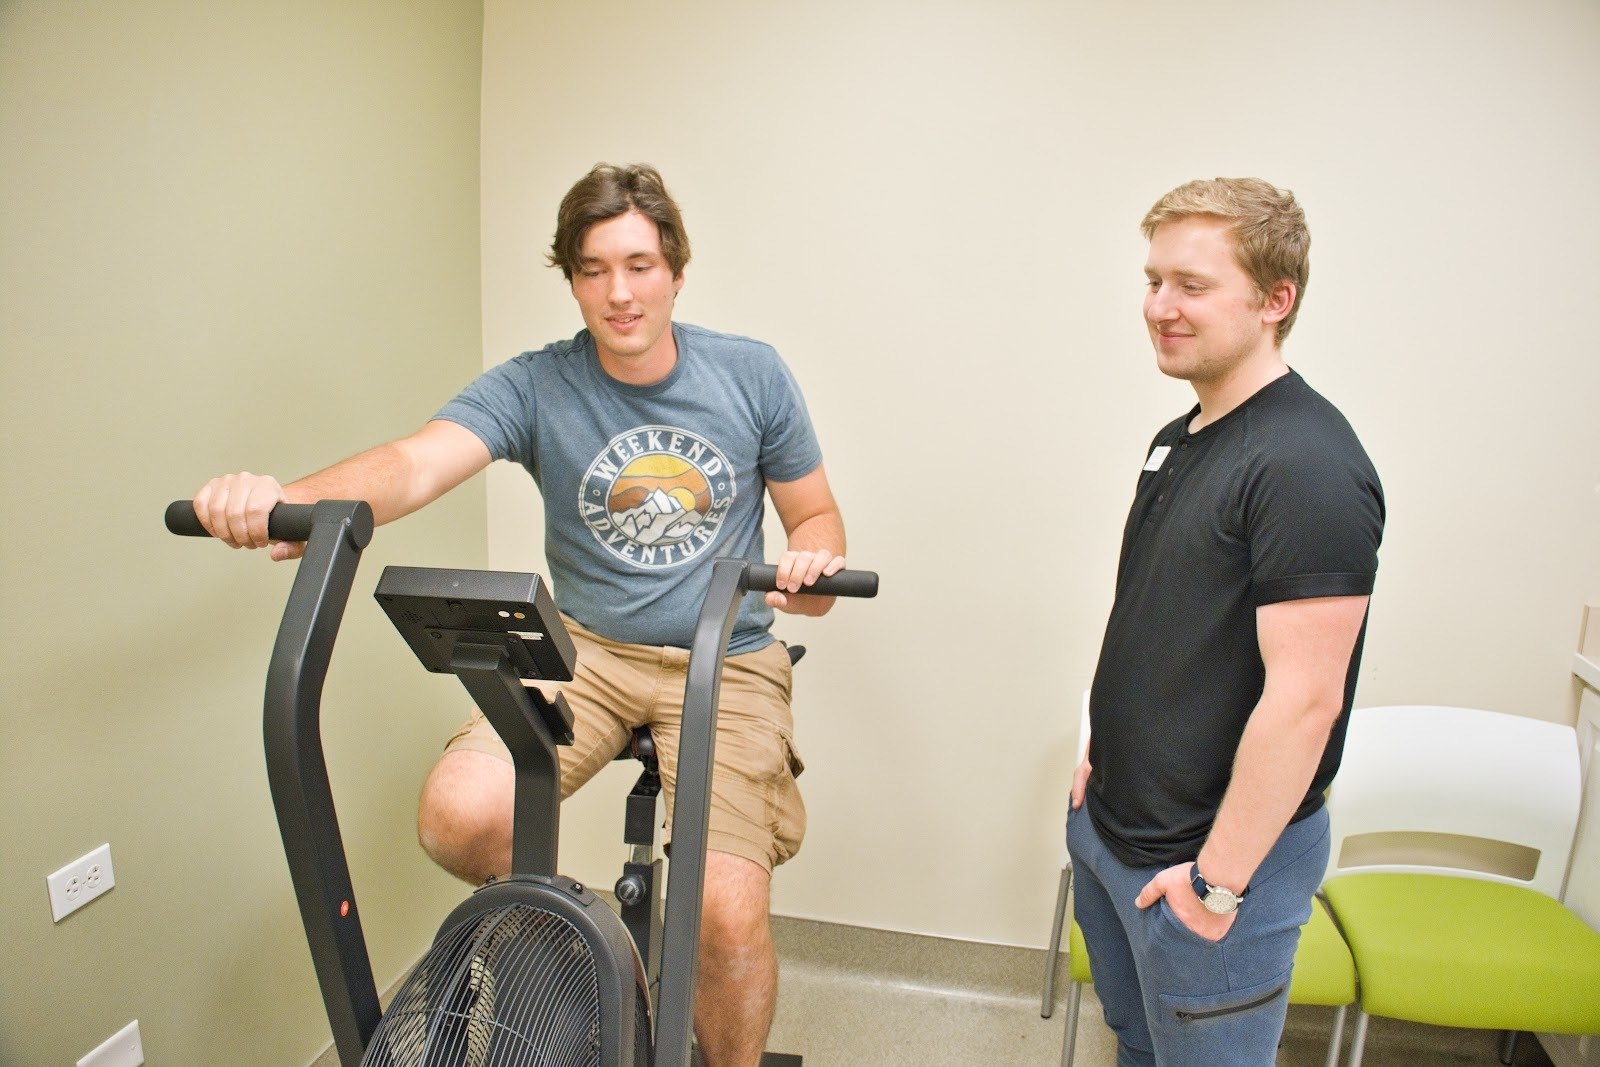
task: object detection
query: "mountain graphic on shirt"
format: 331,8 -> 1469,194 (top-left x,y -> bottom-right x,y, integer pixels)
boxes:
613,487 -> 705,545
609,453 -> 713,546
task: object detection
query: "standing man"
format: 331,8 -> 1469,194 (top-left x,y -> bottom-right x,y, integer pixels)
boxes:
1068,178 -> 1384,1064
193,163 -> 846,1066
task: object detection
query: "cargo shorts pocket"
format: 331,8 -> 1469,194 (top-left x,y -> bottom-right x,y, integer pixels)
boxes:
768,728 -> 807,866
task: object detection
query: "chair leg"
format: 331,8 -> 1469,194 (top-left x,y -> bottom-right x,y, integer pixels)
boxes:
1344,1009 -> 1369,1067
1499,1030 -> 1519,1065
1042,866 -> 1072,1018
1060,979 -> 1083,1067
1324,1005 -> 1346,1067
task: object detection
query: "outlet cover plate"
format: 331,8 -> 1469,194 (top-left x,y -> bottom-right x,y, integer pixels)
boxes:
47,843 -> 115,922
78,1019 -> 143,1067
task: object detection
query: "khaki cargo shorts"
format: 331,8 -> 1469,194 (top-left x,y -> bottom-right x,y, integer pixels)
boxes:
443,615 -> 806,872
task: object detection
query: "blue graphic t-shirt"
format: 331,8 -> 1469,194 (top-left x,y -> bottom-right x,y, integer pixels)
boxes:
435,323 -> 823,653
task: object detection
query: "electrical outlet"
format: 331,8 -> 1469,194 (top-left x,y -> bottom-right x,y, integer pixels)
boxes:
77,1019 -> 143,1067
47,843 -> 115,922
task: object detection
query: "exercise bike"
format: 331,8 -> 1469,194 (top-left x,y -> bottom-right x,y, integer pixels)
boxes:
165,498 -> 876,1066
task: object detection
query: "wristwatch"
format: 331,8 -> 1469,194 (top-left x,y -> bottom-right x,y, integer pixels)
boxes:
1190,866 -> 1246,915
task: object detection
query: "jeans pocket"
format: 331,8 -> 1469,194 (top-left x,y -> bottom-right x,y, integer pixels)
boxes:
1157,968 -> 1289,1025
1156,895 -> 1233,947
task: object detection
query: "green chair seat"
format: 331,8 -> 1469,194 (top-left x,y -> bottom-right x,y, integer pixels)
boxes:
1323,872 -> 1600,1034
1290,898 -> 1358,1006
1068,919 -> 1091,983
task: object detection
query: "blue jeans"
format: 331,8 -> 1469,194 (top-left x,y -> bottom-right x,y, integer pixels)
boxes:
1067,799 -> 1330,1067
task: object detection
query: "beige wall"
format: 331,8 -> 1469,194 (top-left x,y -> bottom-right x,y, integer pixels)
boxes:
1,2 -> 484,1063
5,3 -> 1598,1061
481,0 -> 1600,946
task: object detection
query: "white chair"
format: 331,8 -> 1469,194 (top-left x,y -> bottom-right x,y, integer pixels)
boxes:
1320,704 -> 1600,1065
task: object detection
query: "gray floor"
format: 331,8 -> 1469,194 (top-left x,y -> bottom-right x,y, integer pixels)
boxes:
764,915 -> 1555,1066
312,912 -> 1556,1065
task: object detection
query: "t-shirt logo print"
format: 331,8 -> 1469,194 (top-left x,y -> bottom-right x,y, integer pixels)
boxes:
579,426 -> 735,569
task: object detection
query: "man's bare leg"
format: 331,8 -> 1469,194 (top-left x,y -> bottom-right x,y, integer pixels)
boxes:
694,851 -> 777,1067
417,749 -> 514,883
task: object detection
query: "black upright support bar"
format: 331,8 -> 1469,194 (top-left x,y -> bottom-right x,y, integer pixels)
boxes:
652,559 -> 878,1067
258,500 -> 379,1067
618,743 -> 665,989
654,558 -> 749,1067
449,642 -> 564,878
653,560 -> 879,1067
168,499 -> 380,1065
372,565 -> 577,882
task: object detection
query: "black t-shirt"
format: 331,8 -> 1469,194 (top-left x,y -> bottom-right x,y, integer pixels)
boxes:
1087,371 -> 1384,868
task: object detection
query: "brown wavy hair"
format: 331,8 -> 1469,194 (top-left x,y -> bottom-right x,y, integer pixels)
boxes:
547,163 -> 691,281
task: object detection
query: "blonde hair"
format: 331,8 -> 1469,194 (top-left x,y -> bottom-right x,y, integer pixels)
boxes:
1142,178 -> 1310,344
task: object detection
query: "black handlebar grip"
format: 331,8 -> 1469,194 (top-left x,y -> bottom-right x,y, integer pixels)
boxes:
164,500 -> 210,537
744,564 -> 879,598
164,500 -> 319,543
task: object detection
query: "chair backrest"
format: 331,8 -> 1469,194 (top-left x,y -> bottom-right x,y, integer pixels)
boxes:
1325,704 -> 1581,897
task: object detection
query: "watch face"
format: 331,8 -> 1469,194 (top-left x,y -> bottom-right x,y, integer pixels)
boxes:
1201,888 -> 1239,915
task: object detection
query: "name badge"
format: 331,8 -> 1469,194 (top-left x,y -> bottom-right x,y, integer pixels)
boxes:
1143,445 -> 1171,472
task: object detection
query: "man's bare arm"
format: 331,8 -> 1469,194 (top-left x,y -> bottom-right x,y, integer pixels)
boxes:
193,420 -> 492,559
764,464 -> 846,616
1197,594 -> 1370,886
1134,594 -> 1369,939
